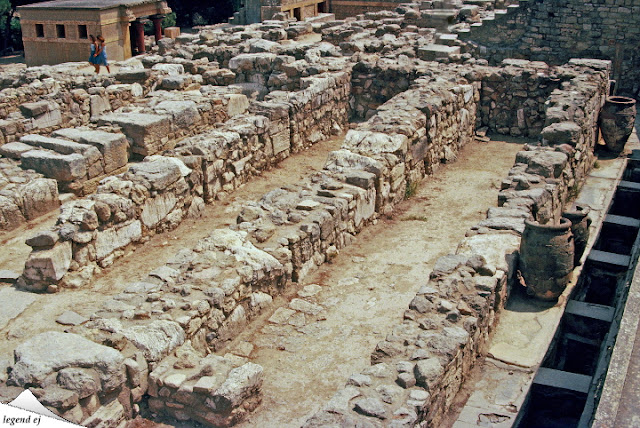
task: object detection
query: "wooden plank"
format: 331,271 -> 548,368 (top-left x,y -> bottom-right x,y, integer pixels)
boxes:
533,367 -> 592,394
587,250 -> 631,268
566,300 -> 615,322
604,214 -> 640,228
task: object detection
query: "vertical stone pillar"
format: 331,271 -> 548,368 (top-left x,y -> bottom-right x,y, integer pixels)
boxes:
131,19 -> 146,54
151,15 -> 164,43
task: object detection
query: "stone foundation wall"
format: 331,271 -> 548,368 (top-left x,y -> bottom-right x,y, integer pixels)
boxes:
303,59 -> 610,428
18,70 -> 352,291
459,0 -> 640,96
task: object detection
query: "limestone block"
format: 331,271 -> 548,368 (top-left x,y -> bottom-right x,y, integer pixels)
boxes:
56,368 -> 100,399
211,363 -> 263,410
154,100 -> 201,129
32,108 -> 62,129
516,150 -> 568,179
0,142 -> 35,159
53,128 -> 128,173
94,220 -> 142,260
152,63 -> 185,76
19,178 -> 59,220
0,195 -> 26,231
81,398 -> 126,428
141,193 -> 178,228
8,331 -> 124,389
89,94 -> 111,118
344,130 -> 408,157
120,320 -> 186,362
19,100 -> 52,117
128,156 -> 185,190
541,121 -> 582,146
456,232 -> 520,275
22,240 -> 72,284
224,94 -> 250,117
160,75 -> 192,90
98,113 -> 172,156
20,150 -> 87,182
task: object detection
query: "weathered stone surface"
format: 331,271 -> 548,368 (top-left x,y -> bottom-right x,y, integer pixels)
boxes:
56,311 -> 88,326
94,220 -> 142,260
8,332 -> 124,389
25,230 -> 59,248
20,150 -> 86,182
0,287 -> 37,330
414,358 -> 444,390
121,320 -> 186,362
211,362 -> 263,410
22,240 -> 72,285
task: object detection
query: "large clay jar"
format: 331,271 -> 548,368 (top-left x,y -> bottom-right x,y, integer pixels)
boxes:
600,96 -> 637,154
519,217 -> 575,301
563,205 -> 591,266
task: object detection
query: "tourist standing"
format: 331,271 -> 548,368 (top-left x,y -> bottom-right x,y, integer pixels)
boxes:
94,35 -> 111,74
88,35 -> 99,74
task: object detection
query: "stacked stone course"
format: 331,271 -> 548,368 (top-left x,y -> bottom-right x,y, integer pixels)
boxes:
0,7 -> 616,427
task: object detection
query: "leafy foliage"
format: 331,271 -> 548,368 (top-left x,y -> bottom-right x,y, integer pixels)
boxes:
0,0 -> 237,54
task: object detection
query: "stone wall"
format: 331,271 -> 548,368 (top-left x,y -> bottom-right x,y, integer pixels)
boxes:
18,69 -> 352,291
459,0 -> 640,96
303,59 -> 610,428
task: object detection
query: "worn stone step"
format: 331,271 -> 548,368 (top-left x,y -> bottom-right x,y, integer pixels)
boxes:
417,44 -> 461,60
438,33 -> 459,46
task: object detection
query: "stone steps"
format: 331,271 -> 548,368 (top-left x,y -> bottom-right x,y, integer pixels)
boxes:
0,129 -> 128,196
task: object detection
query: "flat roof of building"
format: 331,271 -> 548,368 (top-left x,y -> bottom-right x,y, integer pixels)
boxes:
18,0 -> 163,10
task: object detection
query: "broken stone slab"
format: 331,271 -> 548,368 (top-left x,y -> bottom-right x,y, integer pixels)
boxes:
8,331 -> 125,389
211,362 -> 263,410
98,113 -> 172,157
0,287 -> 37,330
56,311 -> 88,326
128,156 -> 188,191
0,142 -> 35,159
417,44 -> 461,61
120,320 -> 186,362
20,150 -> 87,182
22,240 -> 72,287
52,128 -> 128,173
19,101 -> 53,117
0,196 -> 25,231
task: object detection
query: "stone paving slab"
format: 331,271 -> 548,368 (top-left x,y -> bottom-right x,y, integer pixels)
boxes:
0,287 -> 37,330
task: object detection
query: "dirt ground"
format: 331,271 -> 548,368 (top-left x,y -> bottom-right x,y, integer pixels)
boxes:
0,133 -> 526,427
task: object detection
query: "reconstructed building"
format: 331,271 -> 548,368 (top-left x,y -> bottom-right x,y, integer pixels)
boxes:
18,0 -> 171,67
231,0 -> 330,25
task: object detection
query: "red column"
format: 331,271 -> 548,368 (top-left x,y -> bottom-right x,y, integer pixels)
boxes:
131,19 -> 145,54
151,15 -> 164,43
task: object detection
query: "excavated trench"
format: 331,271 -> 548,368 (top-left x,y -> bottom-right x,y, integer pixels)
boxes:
0,133 -> 526,427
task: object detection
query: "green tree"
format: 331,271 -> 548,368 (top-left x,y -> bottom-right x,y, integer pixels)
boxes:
166,0 -> 235,27
1,0 -> 48,54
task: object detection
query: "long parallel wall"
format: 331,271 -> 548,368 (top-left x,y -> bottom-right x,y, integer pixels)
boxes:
3,57 -> 610,427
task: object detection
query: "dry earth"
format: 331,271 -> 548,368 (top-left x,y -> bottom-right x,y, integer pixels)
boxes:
0,132 -> 527,427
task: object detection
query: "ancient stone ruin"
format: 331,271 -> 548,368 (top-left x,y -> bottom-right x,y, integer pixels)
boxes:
0,0 -> 635,427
